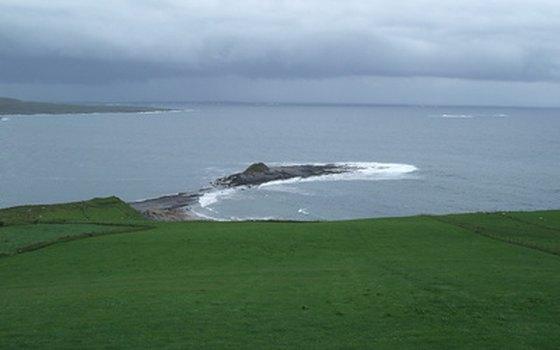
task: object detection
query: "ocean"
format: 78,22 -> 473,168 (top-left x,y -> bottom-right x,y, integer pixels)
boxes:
1,103 -> 559,220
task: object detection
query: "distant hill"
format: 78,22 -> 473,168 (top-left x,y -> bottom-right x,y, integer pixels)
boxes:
0,196 -> 147,225
0,97 -> 169,115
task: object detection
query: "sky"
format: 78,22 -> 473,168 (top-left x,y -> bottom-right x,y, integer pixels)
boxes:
1,0 -> 560,106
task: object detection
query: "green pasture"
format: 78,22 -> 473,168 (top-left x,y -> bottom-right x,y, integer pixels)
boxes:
1,199 -> 559,349
0,196 -> 146,225
0,197 -> 148,256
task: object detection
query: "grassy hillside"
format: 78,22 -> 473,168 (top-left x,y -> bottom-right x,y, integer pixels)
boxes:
0,197 -> 149,256
1,201 -> 559,349
0,196 -> 147,225
0,97 -> 167,115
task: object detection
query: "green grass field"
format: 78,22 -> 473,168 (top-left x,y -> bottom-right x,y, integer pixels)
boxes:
1,199 -> 559,349
0,197 -> 150,256
0,196 -> 147,225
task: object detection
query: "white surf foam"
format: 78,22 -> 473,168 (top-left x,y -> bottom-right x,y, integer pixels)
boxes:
259,162 -> 418,187
198,162 -> 418,216
227,215 -> 280,222
198,187 -> 242,208
431,113 -> 508,119
439,114 -> 474,119
189,208 -> 226,221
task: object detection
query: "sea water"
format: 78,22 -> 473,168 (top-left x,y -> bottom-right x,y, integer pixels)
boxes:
1,103 -> 559,220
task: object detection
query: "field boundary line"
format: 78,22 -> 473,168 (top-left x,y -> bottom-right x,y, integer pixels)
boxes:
427,215 -> 560,257
0,222 -> 155,258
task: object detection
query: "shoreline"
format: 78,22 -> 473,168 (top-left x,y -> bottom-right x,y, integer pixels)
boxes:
0,96 -> 171,115
128,162 -> 357,222
129,192 -> 211,221
128,161 -> 419,222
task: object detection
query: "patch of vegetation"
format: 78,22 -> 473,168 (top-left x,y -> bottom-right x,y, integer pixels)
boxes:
0,196 -> 147,225
0,207 -> 559,349
0,197 -> 150,257
243,162 -> 270,174
0,96 -> 168,115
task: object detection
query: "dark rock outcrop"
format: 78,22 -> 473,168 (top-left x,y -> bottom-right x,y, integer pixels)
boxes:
129,192 -> 204,221
213,162 -> 350,188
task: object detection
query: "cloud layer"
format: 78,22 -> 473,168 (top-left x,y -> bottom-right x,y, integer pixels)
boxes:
2,0 -> 560,84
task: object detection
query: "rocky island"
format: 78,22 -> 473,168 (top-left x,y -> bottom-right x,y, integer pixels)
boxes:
130,162 -> 356,221
213,162 -> 351,187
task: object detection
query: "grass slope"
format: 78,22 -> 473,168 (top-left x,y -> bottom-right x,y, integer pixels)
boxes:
0,197 -> 149,256
0,97 -> 167,115
0,205 -> 559,349
0,196 -> 147,225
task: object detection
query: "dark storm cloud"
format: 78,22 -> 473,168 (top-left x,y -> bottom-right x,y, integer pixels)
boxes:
0,55 -> 185,84
1,0 -> 560,84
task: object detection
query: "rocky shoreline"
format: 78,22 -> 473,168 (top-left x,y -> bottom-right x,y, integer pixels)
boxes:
130,162 -> 355,221
129,192 -> 206,221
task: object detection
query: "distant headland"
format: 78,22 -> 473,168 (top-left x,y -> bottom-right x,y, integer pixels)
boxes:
0,97 -> 169,115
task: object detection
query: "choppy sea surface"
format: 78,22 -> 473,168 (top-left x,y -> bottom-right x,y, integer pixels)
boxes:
1,103 -> 559,220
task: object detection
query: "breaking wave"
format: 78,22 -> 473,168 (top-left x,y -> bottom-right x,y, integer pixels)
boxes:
259,162 -> 418,187
198,188 -> 239,208
431,113 -> 509,119
198,162 -> 418,214
439,114 -> 474,119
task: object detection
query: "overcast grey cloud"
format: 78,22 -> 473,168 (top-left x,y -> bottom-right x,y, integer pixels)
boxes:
1,0 -> 560,105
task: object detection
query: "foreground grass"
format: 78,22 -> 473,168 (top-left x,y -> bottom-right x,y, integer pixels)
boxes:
0,205 -> 559,349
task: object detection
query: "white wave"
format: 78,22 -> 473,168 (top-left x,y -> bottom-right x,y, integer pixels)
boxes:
198,187 -> 241,208
473,113 -> 509,118
198,162 -> 417,215
259,162 -> 418,187
136,110 -> 164,115
139,109 -> 195,114
227,215 -> 284,222
189,208 -> 224,221
439,114 -> 474,119
193,207 -> 283,222
0,117 -> 9,122
431,113 -> 508,119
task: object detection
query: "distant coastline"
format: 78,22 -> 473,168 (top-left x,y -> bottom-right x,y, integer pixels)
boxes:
0,97 -> 169,115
